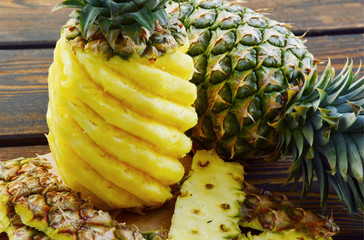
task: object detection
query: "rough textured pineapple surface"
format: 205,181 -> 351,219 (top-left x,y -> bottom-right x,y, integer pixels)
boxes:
47,29 -> 197,209
167,0 -> 315,159
239,229 -> 332,240
168,150 -> 245,240
0,157 -> 148,240
240,181 -> 339,239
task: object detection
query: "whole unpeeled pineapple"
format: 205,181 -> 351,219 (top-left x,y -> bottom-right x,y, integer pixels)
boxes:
168,0 -> 364,214
47,0 -> 197,209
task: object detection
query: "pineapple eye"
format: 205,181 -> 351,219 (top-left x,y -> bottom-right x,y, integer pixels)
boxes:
220,224 -> 230,232
220,203 -> 230,210
193,209 -> 200,214
198,161 -> 210,167
205,183 -> 214,189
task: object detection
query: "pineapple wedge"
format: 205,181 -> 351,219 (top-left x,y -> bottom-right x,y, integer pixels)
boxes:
168,150 -> 245,240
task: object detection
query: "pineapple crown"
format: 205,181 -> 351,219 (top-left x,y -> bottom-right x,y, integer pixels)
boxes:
52,0 -> 188,58
270,60 -> 364,216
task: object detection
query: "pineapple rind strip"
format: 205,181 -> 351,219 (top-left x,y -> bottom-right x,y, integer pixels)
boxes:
0,201 -> 52,240
238,229 -> 331,240
66,38 -> 197,132
48,96 -> 173,204
0,157 -> 147,240
58,41 -> 191,158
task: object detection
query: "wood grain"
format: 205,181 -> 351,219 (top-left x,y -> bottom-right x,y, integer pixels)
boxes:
1,34 -> 363,141
0,0 -> 363,45
0,49 -> 52,138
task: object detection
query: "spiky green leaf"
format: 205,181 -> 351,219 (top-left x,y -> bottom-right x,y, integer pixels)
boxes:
85,0 -> 102,7
80,5 -> 103,39
332,133 -> 348,181
302,120 -> 314,146
52,0 -> 85,13
316,139 -> 337,174
153,8 -> 169,26
312,152 -> 328,213
344,134 -> 363,182
292,129 -> 304,158
128,6 -> 155,31
337,112 -> 359,132
351,133 -> 364,159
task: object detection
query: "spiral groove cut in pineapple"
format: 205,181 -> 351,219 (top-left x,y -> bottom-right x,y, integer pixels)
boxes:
47,32 -> 197,210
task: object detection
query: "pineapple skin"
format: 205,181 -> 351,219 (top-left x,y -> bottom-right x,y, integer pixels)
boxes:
47,23 -> 197,210
167,0 -> 315,159
168,150 -> 245,240
240,181 -> 339,239
239,229 -> 332,240
0,157 -> 148,240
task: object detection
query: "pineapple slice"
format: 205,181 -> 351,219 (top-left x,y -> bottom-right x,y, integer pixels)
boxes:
239,229 -> 332,240
168,150 -> 245,240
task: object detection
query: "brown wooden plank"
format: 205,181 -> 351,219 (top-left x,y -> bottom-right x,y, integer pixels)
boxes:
0,49 -> 51,138
243,0 -> 364,34
0,0 -> 363,44
0,145 -> 50,160
1,34 -> 363,139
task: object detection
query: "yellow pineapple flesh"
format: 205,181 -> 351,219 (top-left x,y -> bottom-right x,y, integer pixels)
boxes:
47,17 -> 197,210
168,150 -> 245,240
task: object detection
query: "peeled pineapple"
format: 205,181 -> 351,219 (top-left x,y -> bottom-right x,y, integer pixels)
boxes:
48,1 -> 197,210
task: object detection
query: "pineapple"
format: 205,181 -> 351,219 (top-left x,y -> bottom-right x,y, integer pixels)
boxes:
0,157 -> 148,240
0,201 -> 51,240
168,150 -> 245,240
168,150 -> 338,240
240,181 -> 339,239
167,0 -> 364,214
238,229 -> 331,240
48,0 -> 197,209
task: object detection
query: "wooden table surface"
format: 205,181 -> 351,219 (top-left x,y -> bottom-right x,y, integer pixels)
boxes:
0,0 -> 363,239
